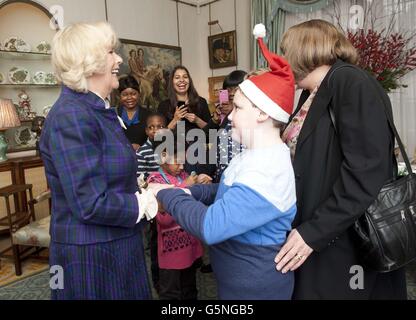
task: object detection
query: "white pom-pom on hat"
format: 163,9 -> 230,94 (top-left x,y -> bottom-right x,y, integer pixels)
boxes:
253,23 -> 266,39
240,22 -> 295,123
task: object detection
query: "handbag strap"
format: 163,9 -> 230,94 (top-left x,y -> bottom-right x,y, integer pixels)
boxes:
327,65 -> 413,175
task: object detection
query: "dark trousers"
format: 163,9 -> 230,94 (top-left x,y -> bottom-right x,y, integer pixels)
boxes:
158,262 -> 198,300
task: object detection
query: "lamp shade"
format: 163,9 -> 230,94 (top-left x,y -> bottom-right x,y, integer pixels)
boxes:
0,99 -> 21,130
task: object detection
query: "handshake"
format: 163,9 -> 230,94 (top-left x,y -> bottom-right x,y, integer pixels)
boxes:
138,172 -> 212,214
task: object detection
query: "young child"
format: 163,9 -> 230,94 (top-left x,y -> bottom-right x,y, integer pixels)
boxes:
136,113 -> 167,179
147,137 -> 211,300
214,70 -> 247,183
150,24 -> 297,299
136,112 -> 167,294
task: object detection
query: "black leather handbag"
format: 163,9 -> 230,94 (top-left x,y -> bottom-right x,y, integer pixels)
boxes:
328,65 -> 416,273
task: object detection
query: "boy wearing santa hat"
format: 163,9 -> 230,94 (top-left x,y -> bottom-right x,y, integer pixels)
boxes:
150,24 -> 297,299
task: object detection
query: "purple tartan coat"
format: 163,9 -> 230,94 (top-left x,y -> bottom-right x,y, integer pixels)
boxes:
40,86 -> 141,244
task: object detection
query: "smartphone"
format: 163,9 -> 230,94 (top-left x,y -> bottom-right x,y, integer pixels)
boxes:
177,101 -> 188,112
219,89 -> 229,104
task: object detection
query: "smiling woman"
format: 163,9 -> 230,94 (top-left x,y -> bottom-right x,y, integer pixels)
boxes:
115,75 -> 150,150
158,65 -> 216,175
40,21 -> 156,300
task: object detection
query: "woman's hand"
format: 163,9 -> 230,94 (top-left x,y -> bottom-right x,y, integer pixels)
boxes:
184,113 -> 198,123
197,174 -> 213,184
274,229 -> 313,273
185,113 -> 208,129
185,175 -> 198,187
173,105 -> 188,122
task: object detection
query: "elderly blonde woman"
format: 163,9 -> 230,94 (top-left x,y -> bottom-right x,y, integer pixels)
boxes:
40,22 -> 157,300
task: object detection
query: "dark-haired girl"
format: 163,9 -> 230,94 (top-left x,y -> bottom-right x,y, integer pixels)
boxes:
158,66 -> 216,176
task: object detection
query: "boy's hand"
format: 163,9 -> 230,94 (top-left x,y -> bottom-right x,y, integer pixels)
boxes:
197,174 -> 213,184
185,175 -> 198,187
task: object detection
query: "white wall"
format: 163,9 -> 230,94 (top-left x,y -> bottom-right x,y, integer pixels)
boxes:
107,0 -> 179,46
35,0 -> 106,24
195,0 -> 251,99
0,0 -> 251,102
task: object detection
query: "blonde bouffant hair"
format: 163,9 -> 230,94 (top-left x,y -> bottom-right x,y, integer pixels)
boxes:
52,22 -> 118,93
280,19 -> 358,81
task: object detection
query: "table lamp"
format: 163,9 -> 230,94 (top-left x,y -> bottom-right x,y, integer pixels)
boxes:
0,98 -> 21,162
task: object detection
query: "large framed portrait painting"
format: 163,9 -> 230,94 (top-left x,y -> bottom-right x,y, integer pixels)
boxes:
114,39 -> 182,111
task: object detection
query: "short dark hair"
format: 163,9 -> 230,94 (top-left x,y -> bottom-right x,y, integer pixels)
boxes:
146,112 -> 167,127
118,75 -> 140,94
223,70 -> 247,89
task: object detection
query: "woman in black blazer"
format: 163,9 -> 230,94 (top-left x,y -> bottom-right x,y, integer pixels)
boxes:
275,19 -> 407,299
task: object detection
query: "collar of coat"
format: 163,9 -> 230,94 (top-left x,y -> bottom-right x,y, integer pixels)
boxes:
291,59 -> 347,151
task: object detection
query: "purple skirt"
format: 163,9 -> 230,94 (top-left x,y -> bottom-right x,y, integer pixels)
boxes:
49,233 -> 151,300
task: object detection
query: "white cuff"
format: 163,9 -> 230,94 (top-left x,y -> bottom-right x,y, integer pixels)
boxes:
117,116 -> 127,130
135,189 -> 158,223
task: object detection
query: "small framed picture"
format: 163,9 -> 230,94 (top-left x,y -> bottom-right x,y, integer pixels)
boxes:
208,76 -> 226,103
208,31 -> 237,69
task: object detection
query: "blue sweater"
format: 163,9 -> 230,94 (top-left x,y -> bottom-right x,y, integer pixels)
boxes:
158,144 -> 297,299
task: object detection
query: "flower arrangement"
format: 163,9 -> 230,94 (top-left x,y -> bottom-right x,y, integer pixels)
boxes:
347,28 -> 416,93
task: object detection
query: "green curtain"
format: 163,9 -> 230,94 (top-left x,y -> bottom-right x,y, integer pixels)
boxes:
251,0 -> 332,69
251,0 -> 286,69
278,0 -> 332,13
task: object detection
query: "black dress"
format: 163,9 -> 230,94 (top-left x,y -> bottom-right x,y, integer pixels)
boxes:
158,97 -> 216,176
116,105 -> 150,147
290,60 -> 407,299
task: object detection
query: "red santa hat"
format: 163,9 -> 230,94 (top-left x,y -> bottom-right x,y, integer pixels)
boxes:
239,23 -> 295,123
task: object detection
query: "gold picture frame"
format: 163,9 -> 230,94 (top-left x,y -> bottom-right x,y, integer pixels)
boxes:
208,31 -> 237,69
208,76 -> 226,104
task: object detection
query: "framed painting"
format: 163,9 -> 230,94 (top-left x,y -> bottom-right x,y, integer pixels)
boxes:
113,38 -> 182,111
208,31 -> 237,69
5,120 -> 37,153
208,76 -> 226,104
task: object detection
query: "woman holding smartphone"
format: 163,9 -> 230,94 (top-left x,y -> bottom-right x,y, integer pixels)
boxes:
158,65 -> 215,176
158,65 -> 212,132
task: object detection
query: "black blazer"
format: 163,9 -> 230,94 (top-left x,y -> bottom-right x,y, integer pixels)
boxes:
291,60 -> 405,299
